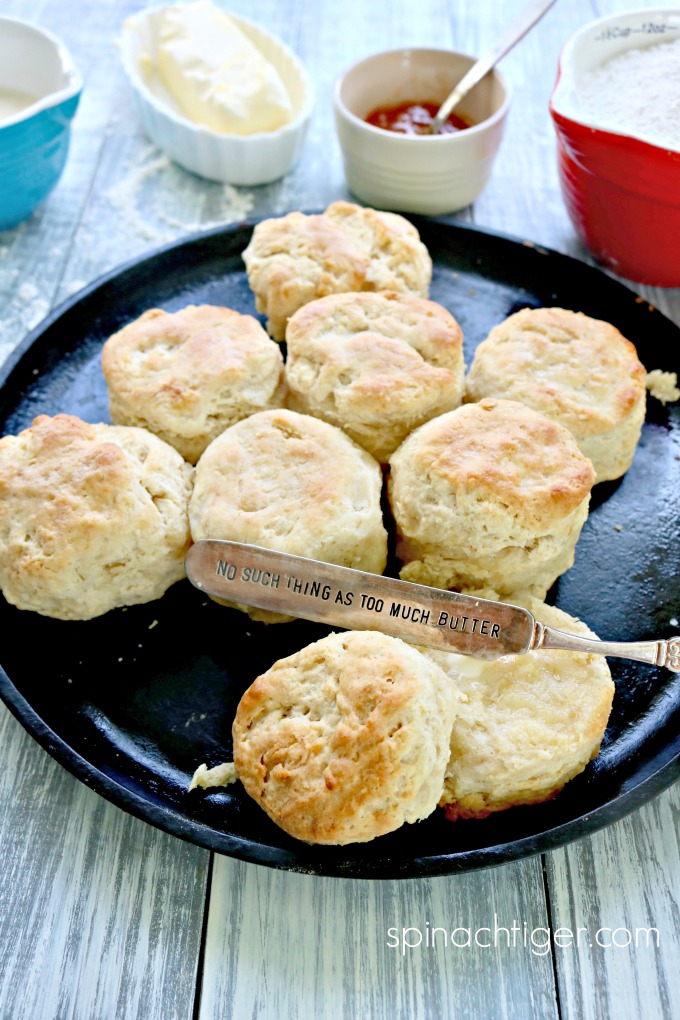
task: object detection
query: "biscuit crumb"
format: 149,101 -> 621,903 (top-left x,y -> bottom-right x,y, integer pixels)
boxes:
189,761 -> 238,791
646,369 -> 680,405
635,296 -> 645,303
671,617 -> 678,627
148,619 -> 158,629
614,524 -> 622,532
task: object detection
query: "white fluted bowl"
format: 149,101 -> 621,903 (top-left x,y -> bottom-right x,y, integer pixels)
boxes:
120,7 -> 313,186
333,48 -> 510,215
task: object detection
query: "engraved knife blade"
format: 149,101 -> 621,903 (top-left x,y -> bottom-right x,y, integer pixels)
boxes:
185,541 -> 680,672
186,539 -> 534,657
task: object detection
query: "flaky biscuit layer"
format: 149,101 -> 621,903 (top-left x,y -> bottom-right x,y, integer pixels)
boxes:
189,409 -> 387,622
388,398 -> 596,600
102,304 -> 285,464
285,290 -> 464,461
0,414 -> 193,619
424,596 -> 614,818
233,631 -> 459,844
466,307 -> 647,481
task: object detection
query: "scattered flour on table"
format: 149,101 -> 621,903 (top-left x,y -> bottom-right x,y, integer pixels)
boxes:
65,279 -> 88,297
577,37 -> 680,150
18,282 -> 38,301
105,149 -> 254,245
189,761 -> 238,791
14,281 -> 49,330
646,369 -> 680,404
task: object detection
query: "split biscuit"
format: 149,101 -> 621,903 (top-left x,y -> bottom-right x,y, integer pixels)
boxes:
189,409 -> 387,622
424,596 -> 614,819
232,631 -> 459,844
324,200 -> 432,297
242,212 -> 369,341
102,304 -> 285,464
388,398 -> 596,601
285,290 -> 465,462
0,414 -> 193,620
466,306 -> 647,481
242,205 -> 432,341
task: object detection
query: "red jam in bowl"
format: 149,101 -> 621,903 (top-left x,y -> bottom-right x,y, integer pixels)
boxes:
365,101 -> 470,135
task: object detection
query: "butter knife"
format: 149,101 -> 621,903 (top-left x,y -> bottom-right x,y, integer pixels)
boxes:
185,540 -> 680,672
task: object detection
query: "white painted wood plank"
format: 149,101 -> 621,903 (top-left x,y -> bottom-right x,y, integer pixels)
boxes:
547,788 -> 680,1020
0,701 -> 209,1020
198,855 -> 559,1020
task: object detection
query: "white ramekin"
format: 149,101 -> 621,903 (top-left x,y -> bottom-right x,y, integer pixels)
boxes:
120,6 -> 314,186
333,48 -> 510,215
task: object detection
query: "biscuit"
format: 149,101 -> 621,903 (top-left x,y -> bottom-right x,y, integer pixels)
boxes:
424,597 -> 614,819
466,307 -> 647,481
102,304 -> 286,464
0,414 -> 193,620
388,398 -> 596,600
242,212 -> 369,341
189,409 -> 387,622
232,630 -> 459,844
285,291 -> 465,462
324,200 -> 432,297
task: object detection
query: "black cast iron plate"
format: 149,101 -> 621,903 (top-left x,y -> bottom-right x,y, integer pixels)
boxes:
0,220 -> 679,878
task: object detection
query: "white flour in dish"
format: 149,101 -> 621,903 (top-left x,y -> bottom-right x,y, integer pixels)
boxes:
577,37 -> 680,151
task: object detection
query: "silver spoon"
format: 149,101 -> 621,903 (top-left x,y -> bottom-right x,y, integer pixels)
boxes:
430,0 -> 558,134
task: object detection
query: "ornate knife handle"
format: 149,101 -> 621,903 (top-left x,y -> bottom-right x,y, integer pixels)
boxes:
533,625 -> 680,673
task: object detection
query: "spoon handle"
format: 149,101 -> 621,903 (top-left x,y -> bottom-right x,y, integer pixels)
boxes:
431,0 -> 558,133
533,624 -> 680,673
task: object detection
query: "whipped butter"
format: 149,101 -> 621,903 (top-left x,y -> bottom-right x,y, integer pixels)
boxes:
155,0 -> 292,134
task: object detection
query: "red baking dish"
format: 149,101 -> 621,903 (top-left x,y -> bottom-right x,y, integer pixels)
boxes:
550,8 -> 680,286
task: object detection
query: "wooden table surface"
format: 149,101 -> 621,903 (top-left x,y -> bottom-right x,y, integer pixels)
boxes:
1,1 -> 679,1017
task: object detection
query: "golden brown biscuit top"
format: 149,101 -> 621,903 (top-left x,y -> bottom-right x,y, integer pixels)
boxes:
190,408 -> 383,541
232,630 -> 457,844
243,211 -> 369,280
101,304 -> 282,411
392,398 -> 595,517
324,200 -> 432,294
0,413 -> 191,571
468,307 -> 646,434
285,290 -> 463,413
287,290 -> 461,364
325,200 -> 421,242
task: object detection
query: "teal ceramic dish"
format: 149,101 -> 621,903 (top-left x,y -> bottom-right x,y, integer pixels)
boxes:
0,17 -> 82,231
